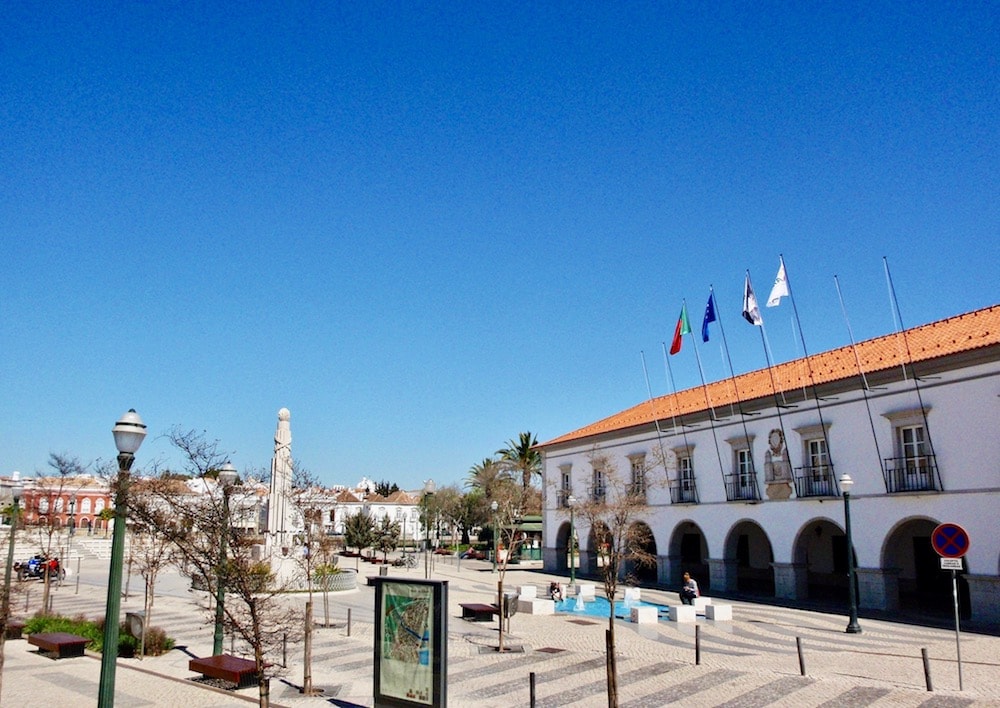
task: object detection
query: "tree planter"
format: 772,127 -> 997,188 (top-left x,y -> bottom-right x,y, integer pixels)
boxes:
317,569 -> 357,593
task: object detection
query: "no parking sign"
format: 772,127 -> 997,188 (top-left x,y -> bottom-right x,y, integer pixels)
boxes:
931,522 -> 970,559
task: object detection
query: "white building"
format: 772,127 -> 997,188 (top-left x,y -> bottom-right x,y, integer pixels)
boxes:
538,305 -> 1000,625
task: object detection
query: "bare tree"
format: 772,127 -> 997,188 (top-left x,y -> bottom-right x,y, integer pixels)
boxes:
571,450 -> 657,708
28,455 -> 89,613
126,501 -> 176,658
488,482 -> 533,654
131,429 -> 299,708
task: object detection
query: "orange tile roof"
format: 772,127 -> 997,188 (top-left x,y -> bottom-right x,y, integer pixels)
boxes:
540,304 -> 1000,448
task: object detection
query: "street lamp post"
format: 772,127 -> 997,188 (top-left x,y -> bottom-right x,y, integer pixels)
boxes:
567,494 -> 576,587
213,463 -> 238,656
99,409 -> 147,708
2,484 -> 24,639
422,479 -> 435,580
840,473 -> 862,634
69,495 -> 77,537
490,500 -> 499,573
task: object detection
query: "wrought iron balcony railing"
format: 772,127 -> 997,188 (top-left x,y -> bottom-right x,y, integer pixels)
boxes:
669,479 -> 699,504
792,465 -> 838,498
883,456 -> 941,493
724,472 -> 760,502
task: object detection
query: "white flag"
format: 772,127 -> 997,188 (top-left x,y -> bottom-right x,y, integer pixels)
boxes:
742,274 -> 762,326
767,259 -> 789,307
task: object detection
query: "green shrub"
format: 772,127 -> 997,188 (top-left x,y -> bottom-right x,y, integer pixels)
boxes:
141,625 -> 175,655
26,613 -> 174,656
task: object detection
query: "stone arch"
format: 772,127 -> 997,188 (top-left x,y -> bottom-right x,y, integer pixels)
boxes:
882,516 -> 970,620
553,521 -> 572,573
624,520 -> 657,585
587,521 -> 611,576
724,519 -> 775,596
668,520 -> 710,592
791,517 -> 847,601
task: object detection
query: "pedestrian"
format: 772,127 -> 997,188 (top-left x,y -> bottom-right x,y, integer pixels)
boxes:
549,581 -> 564,602
680,572 -> 699,605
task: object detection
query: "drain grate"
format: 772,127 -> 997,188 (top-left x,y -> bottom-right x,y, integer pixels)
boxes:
535,647 -> 566,654
567,619 -> 598,626
478,645 -> 525,654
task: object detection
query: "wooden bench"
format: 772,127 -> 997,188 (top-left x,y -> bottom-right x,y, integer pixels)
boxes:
189,654 -> 259,688
5,620 -> 26,640
28,632 -> 89,658
459,603 -> 498,622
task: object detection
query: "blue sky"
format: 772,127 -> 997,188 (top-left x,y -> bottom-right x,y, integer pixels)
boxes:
3,3 -> 997,490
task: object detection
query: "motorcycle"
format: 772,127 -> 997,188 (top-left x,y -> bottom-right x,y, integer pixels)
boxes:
14,554 -> 66,581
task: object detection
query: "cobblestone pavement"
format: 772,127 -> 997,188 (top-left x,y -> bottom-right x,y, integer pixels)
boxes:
3,554 -> 999,707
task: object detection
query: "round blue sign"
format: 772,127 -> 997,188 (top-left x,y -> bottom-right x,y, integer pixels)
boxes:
931,523 -> 970,559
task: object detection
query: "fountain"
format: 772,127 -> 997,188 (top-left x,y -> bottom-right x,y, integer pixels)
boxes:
574,595 -> 585,611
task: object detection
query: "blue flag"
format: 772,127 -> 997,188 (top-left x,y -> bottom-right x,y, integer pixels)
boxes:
702,292 -> 717,342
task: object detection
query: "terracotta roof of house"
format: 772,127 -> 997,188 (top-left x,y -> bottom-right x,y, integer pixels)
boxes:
385,490 -> 417,504
334,489 -> 362,503
540,304 -> 1000,448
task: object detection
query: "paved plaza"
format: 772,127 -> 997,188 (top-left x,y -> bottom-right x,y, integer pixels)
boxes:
3,551 -> 999,707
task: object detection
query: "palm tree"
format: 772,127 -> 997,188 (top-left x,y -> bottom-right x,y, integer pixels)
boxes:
496,432 -> 541,490
465,458 -> 513,499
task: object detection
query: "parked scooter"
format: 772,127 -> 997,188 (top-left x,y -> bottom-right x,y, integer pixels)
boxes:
14,554 -> 65,581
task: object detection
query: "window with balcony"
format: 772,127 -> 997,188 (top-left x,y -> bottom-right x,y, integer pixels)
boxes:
592,466 -> 606,503
559,463 -> 572,508
628,454 -> 647,501
723,436 -> 759,501
792,424 -> 836,497
883,409 -> 940,492
670,447 -> 698,503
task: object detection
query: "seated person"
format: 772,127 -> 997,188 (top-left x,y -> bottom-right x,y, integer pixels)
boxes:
549,581 -> 564,602
679,572 -> 699,605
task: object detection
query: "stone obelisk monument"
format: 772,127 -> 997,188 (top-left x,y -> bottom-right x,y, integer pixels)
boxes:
267,407 -> 294,553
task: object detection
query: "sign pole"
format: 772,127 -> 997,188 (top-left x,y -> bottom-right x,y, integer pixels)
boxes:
932,522 -> 969,693
952,569 -> 963,691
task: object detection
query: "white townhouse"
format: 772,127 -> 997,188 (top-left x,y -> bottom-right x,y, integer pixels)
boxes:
538,305 -> 1000,625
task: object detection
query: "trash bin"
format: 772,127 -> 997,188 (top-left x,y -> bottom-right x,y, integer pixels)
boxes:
126,611 -> 145,638
502,592 -> 519,619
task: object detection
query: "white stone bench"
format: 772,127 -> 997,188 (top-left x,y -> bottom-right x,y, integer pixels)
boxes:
517,598 -> 555,615
705,603 -> 732,621
623,587 -> 641,603
630,605 -> 658,624
575,583 -> 596,601
668,604 -> 697,623
518,585 -> 537,599
693,597 -> 712,614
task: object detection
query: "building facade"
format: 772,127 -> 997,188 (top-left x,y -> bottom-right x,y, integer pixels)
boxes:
538,305 -> 1000,624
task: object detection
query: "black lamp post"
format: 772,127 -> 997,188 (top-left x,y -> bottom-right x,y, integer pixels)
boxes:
490,500 -> 499,573
840,473 -> 862,634
422,479 -> 435,579
99,409 -> 147,708
3,483 -> 24,637
69,495 -> 77,537
213,463 -> 238,656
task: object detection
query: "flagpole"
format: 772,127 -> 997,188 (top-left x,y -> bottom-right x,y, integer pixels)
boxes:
774,255 -> 837,494
883,258 -> 909,381
747,269 -> 791,424
659,343 -> 683,437
640,350 -> 670,477
834,274 -> 886,475
882,257 -> 940,488
707,285 -> 759,481
669,306 -> 728,494
661,341 -> 712,503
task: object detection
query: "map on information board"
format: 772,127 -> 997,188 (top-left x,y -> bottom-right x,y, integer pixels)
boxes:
379,581 -> 433,705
